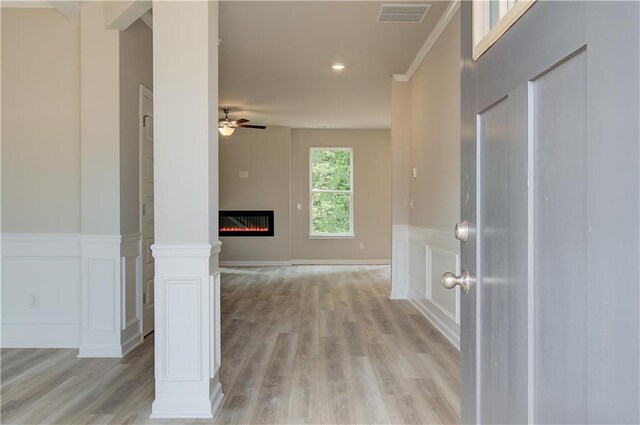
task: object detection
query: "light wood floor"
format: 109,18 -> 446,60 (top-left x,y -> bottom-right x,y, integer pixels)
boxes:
1,265 -> 460,425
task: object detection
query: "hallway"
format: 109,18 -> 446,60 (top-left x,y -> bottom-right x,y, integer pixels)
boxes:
1,265 -> 460,424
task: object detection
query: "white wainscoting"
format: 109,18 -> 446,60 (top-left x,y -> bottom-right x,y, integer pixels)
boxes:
392,226 -> 461,349
121,233 -> 143,355
391,225 -> 410,299
2,233 -> 140,356
78,234 -> 123,358
1,234 -> 82,348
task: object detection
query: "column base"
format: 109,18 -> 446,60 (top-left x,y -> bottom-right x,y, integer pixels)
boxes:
77,344 -> 122,358
150,399 -> 215,419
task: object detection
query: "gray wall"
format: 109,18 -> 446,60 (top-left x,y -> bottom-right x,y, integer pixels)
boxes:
290,129 -> 391,261
1,9 -> 81,233
119,18 -> 153,236
218,126 -> 292,263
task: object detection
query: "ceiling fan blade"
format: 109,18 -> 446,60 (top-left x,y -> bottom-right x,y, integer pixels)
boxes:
238,124 -> 267,129
232,118 -> 250,125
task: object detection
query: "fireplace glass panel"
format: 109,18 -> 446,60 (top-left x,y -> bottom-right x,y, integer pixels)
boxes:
219,210 -> 274,237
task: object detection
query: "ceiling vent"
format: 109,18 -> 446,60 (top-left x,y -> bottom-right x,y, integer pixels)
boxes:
377,4 -> 430,23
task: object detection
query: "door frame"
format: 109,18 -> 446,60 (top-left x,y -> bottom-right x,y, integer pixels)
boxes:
139,84 -> 153,337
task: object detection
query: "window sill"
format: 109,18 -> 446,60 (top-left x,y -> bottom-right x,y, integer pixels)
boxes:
309,234 -> 355,240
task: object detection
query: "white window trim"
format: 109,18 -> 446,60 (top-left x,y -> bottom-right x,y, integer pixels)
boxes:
473,0 -> 537,60
309,147 -> 354,239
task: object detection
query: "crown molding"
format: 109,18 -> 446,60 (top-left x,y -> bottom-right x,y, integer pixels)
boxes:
140,9 -> 153,29
1,1 -> 52,8
392,74 -> 410,82
402,0 -> 461,81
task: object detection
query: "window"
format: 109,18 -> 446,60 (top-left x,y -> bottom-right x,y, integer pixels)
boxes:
473,0 -> 536,60
309,148 -> 353,238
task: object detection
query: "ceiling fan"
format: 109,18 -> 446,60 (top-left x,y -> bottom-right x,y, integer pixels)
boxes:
218,108 -> 266,137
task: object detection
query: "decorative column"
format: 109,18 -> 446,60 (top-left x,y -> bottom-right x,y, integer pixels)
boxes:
78,1 -> 123,358
150,0 -> 222,418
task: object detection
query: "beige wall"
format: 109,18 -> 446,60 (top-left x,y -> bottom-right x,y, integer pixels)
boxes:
219,126 -> 291,262
391,81 -> 411,226
119,18 -> 153,236
1,9 -> 81,233
291,129 -> 391,261
407,12 -> 460,232
80,2 -> 121,235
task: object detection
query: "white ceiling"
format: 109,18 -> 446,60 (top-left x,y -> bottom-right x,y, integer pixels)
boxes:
219,1 -> 451,129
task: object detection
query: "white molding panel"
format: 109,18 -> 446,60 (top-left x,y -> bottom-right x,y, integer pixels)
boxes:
1,233 -> 82,348
210,273 -> 222,376
78,234 -> 123,358
391,225 -> 410,299
392,226 -> 461,350
121,233 -> 143,355
150,243 -> 224,419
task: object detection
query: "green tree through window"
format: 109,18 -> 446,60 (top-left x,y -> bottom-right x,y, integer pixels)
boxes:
310,148 -> 353,235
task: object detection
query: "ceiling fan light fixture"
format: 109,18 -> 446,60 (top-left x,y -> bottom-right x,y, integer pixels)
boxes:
332,63 -> 345,71
218,126 -> 235,137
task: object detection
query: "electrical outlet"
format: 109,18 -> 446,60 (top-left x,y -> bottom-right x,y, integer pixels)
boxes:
243,171 -> 249,179
359,242 -> 365,250
411,167 -> 418,179
297,203 -> 302,211
29,293 -> 40,309
409,198 -> 414,209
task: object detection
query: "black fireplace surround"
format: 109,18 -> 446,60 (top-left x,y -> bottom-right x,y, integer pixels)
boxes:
219,210 -> 274,237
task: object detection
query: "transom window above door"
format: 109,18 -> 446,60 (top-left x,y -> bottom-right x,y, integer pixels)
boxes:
473,0 -> 537,59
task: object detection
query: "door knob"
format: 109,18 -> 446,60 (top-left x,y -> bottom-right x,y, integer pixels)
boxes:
455,220 -> 470,242
442,269 -> 470,294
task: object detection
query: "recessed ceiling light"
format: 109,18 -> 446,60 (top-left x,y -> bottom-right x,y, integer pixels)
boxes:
332,63 -> 345,71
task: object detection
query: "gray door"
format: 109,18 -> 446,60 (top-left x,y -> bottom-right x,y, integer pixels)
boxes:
455,2 -> 640,423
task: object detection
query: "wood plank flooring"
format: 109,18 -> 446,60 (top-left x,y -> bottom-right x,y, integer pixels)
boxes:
1,265 -> 460,424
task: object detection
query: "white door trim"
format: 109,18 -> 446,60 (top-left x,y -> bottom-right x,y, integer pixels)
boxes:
139,84 -> 153,336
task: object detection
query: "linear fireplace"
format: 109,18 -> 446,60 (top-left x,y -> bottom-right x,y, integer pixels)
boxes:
219,210 -> 274,237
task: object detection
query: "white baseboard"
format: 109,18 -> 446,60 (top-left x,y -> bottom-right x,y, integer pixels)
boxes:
77,343 -> 123,358
150,399 -> 216,419
219,260 -> 292,267
210,375 -> 224,420
2,323 -> 81,348
121,332 -> 143,356
408,288 -> 460,350
389,286 -> 409,300
290,259 -> 390,265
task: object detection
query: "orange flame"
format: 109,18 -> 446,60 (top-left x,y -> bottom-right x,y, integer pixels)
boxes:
220,227 -> 269,232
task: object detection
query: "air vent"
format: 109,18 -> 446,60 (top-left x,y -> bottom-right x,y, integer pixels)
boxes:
377,4 -> 430,23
